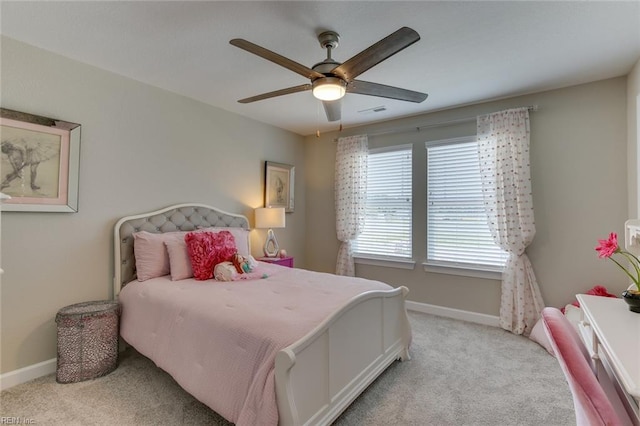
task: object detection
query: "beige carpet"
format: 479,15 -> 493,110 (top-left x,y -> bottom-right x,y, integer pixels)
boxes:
0,311 -> 575,425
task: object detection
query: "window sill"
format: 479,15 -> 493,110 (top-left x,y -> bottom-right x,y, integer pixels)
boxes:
422,262 -> 503,280
354,255 -> 416,270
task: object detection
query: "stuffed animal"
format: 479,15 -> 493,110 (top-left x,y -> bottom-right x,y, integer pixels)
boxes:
214,262 -> 237,281
231,253 -> 252,274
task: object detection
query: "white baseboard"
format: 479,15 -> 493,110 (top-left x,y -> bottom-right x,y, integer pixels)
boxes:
406,300 -> 500,327
0,358 -> 56,391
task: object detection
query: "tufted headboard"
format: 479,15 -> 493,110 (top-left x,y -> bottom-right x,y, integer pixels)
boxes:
113,203 -> 250,295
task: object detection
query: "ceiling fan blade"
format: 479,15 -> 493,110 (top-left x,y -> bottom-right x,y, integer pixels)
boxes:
322,100 -> 342,122
238,84 -> 311,103
331,27 -> 420,82
230,39 -> 325,80
347,80 -> 428,103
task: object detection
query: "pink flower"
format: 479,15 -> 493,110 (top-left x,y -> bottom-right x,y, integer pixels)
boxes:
595,232 -> 640,291
595,232 -> 619,258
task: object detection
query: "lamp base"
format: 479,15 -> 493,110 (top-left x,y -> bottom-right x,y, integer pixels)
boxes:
263,229 -> 280,257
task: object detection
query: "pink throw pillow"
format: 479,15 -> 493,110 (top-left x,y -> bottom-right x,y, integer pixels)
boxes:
185,231 -> 237,280
133,231 -> 173,281
165,238 -> 193,281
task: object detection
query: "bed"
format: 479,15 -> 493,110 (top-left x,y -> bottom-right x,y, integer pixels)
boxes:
113,203 -> 411,426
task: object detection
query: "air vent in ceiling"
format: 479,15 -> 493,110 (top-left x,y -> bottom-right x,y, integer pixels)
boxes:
358,106 -> 387,115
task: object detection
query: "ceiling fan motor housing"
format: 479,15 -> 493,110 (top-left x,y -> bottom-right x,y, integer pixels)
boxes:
313,32 -> 345,78
312,31 -> 347,100
312,60 -> 342,77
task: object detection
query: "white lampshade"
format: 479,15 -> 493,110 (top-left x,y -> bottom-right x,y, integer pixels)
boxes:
312,77 -> 346,101
255,207 -> 285,257
255,207 -> 285,229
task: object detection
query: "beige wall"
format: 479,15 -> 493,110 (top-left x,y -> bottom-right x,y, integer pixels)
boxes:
628,57 -> 640,218
0,37 -> 306,373
1,34 -> 635,376
305,77 -> 629,316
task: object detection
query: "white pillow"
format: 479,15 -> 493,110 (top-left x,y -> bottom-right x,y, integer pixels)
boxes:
208,227 -> 250,257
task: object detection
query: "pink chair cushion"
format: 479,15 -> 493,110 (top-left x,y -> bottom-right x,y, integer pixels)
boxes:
541,307 -> 622,426
528,317 -> 555,355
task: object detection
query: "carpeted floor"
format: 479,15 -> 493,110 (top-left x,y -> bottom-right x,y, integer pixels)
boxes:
0,311 -> 575,425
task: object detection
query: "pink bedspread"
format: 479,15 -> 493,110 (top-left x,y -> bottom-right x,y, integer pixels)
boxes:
118,262 -> 394,425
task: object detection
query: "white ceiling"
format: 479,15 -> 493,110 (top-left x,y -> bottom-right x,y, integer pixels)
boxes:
1,1 -> 639,136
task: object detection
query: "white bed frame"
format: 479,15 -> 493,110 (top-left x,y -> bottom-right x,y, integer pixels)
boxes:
114,203 -> 411,426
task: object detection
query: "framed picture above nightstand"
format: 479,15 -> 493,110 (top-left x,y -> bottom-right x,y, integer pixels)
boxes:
259,256 -> 294,268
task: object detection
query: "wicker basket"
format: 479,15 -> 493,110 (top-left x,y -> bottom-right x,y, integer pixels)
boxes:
55,300 -> 120,383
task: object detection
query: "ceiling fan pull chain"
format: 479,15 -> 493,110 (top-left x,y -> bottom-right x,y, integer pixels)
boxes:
316,100 -> 321,138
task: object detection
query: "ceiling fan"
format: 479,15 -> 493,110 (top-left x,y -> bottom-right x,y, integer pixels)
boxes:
229,27 -> 428,122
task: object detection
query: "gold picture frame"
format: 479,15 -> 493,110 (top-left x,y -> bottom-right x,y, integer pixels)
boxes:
0,108 -> 81,212
264,161 -> 294,213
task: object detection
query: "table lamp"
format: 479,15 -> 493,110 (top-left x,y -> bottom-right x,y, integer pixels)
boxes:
255,207 -> 285,257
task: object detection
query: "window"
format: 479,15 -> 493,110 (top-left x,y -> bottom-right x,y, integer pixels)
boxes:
426,137 -> 508,270
353,145 -> 412,260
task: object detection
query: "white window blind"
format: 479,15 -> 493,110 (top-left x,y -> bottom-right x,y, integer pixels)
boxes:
354,146 -> 412,259
426,138 -> 508,269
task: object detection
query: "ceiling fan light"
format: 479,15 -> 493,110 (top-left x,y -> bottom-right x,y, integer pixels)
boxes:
312,77 -> 346,101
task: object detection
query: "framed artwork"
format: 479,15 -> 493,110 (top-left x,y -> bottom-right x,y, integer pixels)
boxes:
264,161 -> 294,213
0,108 -> 81,212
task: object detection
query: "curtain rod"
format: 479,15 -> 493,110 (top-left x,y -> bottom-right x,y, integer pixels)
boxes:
333,105 -> 538,141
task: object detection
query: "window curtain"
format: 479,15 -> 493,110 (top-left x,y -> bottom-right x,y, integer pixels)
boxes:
335,135 -> 368,276
477,108 -> 544,336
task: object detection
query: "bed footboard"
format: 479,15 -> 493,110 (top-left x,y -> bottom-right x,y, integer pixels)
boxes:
274,286 -> 411,426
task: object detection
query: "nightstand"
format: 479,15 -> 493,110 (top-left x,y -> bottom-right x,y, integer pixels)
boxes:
259,256 -> 294,268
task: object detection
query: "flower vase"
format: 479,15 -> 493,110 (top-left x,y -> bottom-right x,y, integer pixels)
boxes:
622,290 -> 640,313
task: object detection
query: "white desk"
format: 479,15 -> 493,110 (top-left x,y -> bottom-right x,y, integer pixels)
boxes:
577,294 -> 640,425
